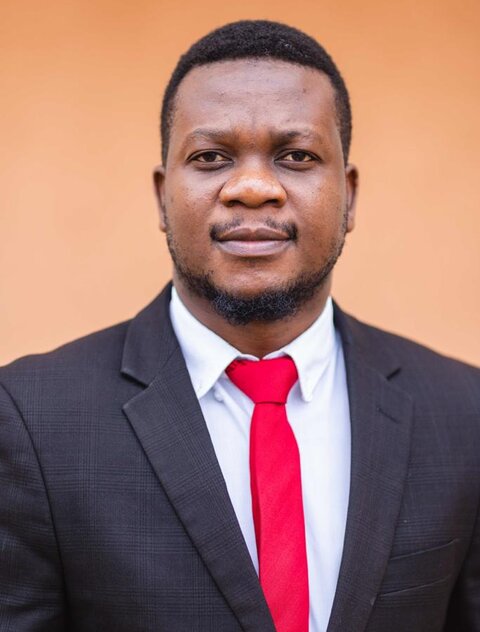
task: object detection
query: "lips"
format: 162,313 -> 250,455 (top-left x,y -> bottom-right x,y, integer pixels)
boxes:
214,226 -> 292,257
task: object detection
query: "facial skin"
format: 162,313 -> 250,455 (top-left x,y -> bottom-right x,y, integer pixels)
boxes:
154,59 -> 358,357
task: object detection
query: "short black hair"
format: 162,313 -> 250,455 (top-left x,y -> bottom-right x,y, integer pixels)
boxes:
160,20 -> 352,165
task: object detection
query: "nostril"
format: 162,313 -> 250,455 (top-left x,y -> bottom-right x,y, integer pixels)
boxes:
224,199 -> 242,208
224,198 -> 282,209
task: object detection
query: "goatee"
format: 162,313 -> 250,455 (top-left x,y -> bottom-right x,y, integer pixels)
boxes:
166,224 -> 347,326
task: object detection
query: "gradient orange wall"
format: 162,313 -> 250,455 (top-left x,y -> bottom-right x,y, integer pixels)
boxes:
1,0 -> 479,366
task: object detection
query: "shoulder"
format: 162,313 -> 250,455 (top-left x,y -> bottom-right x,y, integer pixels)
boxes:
337,307 -> 480,412
0,320 -> 131,400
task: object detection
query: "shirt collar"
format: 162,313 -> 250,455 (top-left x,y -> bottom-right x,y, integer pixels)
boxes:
169,286 -> 337,402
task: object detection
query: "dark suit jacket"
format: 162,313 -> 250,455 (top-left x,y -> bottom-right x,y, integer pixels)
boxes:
1,284 -> 479,632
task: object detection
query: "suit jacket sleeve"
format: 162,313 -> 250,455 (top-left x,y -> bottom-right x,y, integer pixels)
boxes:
444,497 -> 480,631
0,381 -> 66,631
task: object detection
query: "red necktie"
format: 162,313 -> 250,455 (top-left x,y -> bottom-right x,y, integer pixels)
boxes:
226,356 -> 309,632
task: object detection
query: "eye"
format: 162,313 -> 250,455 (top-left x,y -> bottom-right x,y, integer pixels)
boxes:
191,151 -> 231,165
278,150 -> 315,163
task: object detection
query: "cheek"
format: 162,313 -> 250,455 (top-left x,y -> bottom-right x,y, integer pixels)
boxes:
165,177 -> 214,232
288,168 -> 346,211
165,193 -> 197,236
295,181 -> 346,232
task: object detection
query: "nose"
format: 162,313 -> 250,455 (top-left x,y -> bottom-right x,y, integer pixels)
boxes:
219,165 -> 287,209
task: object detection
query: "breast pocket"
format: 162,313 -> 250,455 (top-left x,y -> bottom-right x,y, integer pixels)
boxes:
378,538 -> 458,597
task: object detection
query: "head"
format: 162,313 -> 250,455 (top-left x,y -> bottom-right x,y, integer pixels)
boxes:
154,20 -> 358,326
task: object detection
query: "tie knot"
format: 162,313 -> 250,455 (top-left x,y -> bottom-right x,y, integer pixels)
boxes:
226,356 -> 298,404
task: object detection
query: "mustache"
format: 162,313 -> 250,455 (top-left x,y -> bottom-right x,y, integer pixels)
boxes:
210,218 -> 297,241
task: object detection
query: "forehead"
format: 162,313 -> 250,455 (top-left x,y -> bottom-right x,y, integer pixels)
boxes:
170,59 -> 338,141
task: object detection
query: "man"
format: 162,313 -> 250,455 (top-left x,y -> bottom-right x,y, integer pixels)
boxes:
0,19 -> 479,632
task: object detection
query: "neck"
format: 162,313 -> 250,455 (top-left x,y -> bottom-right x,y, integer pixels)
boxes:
173,278 -> 332,358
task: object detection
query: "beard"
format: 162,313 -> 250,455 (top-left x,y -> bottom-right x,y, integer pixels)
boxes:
165,214 -> 347,326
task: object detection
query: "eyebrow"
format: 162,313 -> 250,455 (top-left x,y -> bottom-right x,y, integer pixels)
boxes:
182,127 -> 323,146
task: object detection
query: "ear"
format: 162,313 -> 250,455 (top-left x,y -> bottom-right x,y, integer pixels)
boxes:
153,165 -> 167,232
344,164 -> 359,233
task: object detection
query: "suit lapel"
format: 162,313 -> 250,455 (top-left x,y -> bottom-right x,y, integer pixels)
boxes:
120,287 -> 414,632
327,308 -> 414,632
121,287 -> 275,632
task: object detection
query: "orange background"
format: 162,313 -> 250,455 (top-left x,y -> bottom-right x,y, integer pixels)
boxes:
1,0 -> 479,366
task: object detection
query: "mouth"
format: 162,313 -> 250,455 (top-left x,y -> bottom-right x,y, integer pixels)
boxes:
213,225 -> 294,257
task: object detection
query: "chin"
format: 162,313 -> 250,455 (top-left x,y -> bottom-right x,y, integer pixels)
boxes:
216,281 -> 288,300
177,265 -> 329,326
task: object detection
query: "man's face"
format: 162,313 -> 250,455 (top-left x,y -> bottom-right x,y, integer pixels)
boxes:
155,59 -> 357,321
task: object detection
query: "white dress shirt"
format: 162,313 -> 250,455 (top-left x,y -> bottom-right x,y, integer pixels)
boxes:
170,287 -> 351,632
